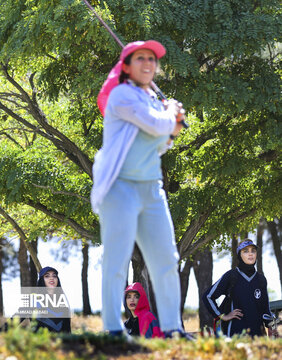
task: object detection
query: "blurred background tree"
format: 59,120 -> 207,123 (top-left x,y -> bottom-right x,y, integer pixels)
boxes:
0,0 -> 281,326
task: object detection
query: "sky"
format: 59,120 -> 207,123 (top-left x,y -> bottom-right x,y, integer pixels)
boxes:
2,233 -> 281,317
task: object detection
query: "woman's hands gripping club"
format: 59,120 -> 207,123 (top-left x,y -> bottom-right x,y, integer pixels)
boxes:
163,99 -> 187,141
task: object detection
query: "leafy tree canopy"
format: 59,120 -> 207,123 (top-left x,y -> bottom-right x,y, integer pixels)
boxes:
0,0 -> 281,257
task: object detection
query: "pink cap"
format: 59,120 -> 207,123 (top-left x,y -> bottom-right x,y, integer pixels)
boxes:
120,40 -> 166,61
97,40 -> 166,116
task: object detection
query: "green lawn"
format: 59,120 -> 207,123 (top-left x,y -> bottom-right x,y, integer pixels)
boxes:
0,325 -> 281,360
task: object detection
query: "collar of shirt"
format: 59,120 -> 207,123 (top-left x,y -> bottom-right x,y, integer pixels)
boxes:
127,79 -> 157,100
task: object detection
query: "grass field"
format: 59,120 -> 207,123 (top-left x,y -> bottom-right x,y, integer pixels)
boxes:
70,311 -> 200,333
0,314 -> 281,359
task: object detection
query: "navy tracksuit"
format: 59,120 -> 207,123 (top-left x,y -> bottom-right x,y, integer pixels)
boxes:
202,267 -> 272,337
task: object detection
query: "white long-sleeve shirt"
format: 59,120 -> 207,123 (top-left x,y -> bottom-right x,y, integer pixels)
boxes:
90,82 -> 176,213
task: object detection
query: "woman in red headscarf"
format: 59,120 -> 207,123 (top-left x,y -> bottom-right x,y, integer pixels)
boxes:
124,282 -> 163,338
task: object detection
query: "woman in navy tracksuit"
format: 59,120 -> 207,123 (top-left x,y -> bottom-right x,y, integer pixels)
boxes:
202,240 -> 274,337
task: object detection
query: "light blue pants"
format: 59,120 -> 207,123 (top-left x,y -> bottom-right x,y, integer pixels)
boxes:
99,178 -> 182,331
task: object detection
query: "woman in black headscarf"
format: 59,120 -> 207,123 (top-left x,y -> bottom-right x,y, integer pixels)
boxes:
34,266 -> 71,333
1,266 -> 71,333
202,239 -> 275,337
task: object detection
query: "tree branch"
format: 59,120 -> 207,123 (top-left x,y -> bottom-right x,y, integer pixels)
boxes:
0,93 -> 28,109
207,57 -> 225,74
1,64 -> 93,177
26,200 -> 95,240
179,207 -> 257,259
258,150 -> 278,162
178,116 -> 231,153
31,183 -> 90,203
0,205 -> 42,272
0,91 -> 25,101
0,131 -> 25,149
178,209 -> 214,259
29,72 -> 37,103
0,100 -> 93,176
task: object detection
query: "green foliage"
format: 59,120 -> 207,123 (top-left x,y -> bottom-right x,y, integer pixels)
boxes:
0,0 -> 281,254
0,324 -> 281,360
0,325 -> 145,359
0,143 -> 98,241
1,322 -> 62,360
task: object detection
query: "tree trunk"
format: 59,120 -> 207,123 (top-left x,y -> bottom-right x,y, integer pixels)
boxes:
256,219 -> 264,274
0,206 -> 41,272
141,267 -> 158,318
131,245 -> 145,284
179,258 -> 193,315
231,234 -> 238,269
193,248 -> 213,329
267,218 -> 282,296
29,238 -> 38,286
18,238 -> 31,287
82,242 -> 92,315
0,238 -> 4,315
131,244 -> 158,317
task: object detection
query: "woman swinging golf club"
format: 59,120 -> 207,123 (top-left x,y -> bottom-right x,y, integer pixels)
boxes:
91,40 -> 189,338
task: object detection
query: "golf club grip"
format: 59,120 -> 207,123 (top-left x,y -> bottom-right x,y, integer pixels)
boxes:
152,82 -> 189,129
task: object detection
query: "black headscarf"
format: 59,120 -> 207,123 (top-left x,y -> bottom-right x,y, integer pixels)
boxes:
35,266 -> 71,333
237,252 -> 256,277
37,266 -> 61,287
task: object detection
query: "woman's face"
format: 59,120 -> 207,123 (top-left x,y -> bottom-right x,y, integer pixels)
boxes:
240,245 -> 257,265
122,49 -> 157,89
126,291 -> 140,315
43,270 -> 58,288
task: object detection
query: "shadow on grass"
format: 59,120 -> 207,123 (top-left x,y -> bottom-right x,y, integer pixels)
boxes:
58,332 -> 150,358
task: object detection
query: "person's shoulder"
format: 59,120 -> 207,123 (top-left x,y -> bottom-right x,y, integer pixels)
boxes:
107,84 -> 140,106
256,272 -> 267,286
124,315 -> 136,324
215,269 -> 238,287
256,271 -> 266,279
230,268 -> 240,276
148,310 -> 157,320
139,309 -> 156,321
110,83 -> 136,97
228,268 -> 241,284
113,83 -> 146,99
221,268 -> 236,280
111,83 -> 128,92
124,317 -> 130,326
